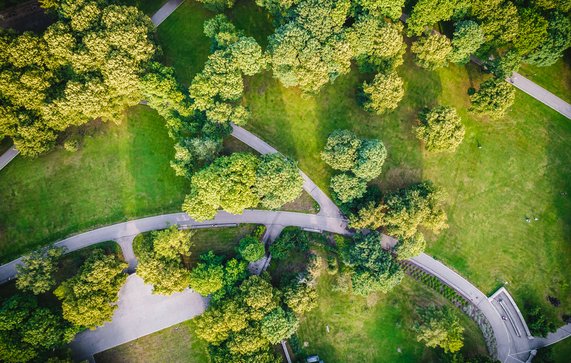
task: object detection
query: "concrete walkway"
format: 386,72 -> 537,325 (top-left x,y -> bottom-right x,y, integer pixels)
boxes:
0,146 -> 18,171
531,323 -> 571,349
508,72 -> 571,119
150,0 -> 184,27
70,274 -> 208,362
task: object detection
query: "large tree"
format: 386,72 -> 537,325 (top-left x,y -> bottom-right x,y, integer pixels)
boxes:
411,32 -> 452,70
525,11 -> 571,67
256,153 -> 303,210
415,305 -> 464,353
362,72 -> 405,115
353,0 -> 405,20
54,249 -> 127,329
16,246 -> 65,295
238,236 -> 265,262
330,173 -> 367,204
449,21 -> 485,64
415,106 -> 465,152
320,129 -> 362,172
470,77 -> 515,119
406,0 -> 461,36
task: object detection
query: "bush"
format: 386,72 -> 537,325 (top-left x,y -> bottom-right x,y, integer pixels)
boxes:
238,236 -> 265,262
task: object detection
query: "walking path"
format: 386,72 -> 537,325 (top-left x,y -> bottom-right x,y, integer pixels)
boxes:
150,0 -> 184,27
0,146 -> 18,171
508,73 -> 571,119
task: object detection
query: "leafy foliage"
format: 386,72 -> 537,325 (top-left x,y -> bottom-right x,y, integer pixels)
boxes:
256,154 -> 303,210
449,21 -> 485,64
260,307 -> 299,344
526,11 -> 571,67
415,305 -> 464,353
283,282 -> 318,315
270,228 -> 310,260
362,72 -> 405,115
238,236 -> 265,262
415,106 -> 465,152
411,32 -> 452,70
353,0 -> 405,20
526,306 -> 557,337
407,0 -> 460,36
348,201 -> 386,230
330,173 -> 367,204
152,226 -> 194,260
189,252 -> 226,296
512,8 -> 548,56
16,246 -> 65,295
470,77 -> 515,119
394,232 -> 426,260
321,129 -> 362,172
54,249 -> 127,329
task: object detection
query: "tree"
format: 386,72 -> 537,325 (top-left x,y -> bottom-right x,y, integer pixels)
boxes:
512,8 -> 548,56
407,0 -> 460,36
151,226 -> 193,260
348,201 -> 386,230
189,252 -> 226,296
345,231 -> 404,296
54,249 -> 127,329
230,37 -> 267,76
526,306 -> 556,337
238,237 -> 265,262
415,305 -> 464,353
470,0 -> 519,46
196,0 -> 236,11
16,246 -> 65,295
526,11 -> 571,67
352,139 -> 388,181
0,294 -> 73,363
256,153 -> 304,210
182,153 -> 260,221
270,228 -> 309,260
415,106 -> 465,152
449,21 -> 485,64
353,0 -> 404,20
394,232 -> 426,259
383,182 -> 448,238
411,32 -> 452,70
470,77 -> 515,119
362,72 -> 404,115
283,282 -> 318,315
137,257 -> 191,295
260,307 -> 299,344
486,50 -> 522,79
321,129 -> 361,171
330,173 -> 367,204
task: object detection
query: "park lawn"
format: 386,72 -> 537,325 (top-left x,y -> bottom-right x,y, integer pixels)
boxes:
95,320 -> 208,363
0,105 -> 188,263
519,55 -> 571,103
297,273 -> 488,362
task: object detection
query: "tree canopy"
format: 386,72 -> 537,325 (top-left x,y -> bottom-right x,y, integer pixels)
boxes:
16,246 -> 65,295
470,77 -> 516,119
238,236 -> 265,262
411,32 -> 452,70
255,153 -> 304,210
415,106 -> 465,152
415,305 -> 464,353
362,72 -> 405,115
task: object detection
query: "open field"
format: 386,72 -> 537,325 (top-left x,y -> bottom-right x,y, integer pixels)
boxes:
95,320 -> 208,363
0,106 -> 188,262
155,0 -> 571,324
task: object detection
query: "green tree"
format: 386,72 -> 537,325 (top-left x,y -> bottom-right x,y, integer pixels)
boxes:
411,32 -> 452,70
513,8 -> 548,56
182,153 -> 260,221
352,139 -> 388,181
470,0 -> 519,46
384,182 -> 448,238
415,106 -> 465,152
415,305 -> 464,353
256,153 -> 304,210
321,129 -> 361,171
189,252 -> 225,296
470,77 -> 515,119
330,173 -> 367,204
16,246 -> 65,295
362,72 -> 404,115
348,201 -> 386,230
152,226 -> 194,260
486,50 -> 522,79
407,0 -> 460,36
449,21 -> 485,64
283,282 -> 318,315
394,232 -> 426,259
137,257 -> 191,295
0,294 -> 73,363
270,228 -> 309,260
260,307 -> 299,344
196,0 -> 236,11
526,11 -> 571,67
354,0 -> 404,20
238,237 -> 265,262
526,306 -> 557,337
54,249 -> 127,329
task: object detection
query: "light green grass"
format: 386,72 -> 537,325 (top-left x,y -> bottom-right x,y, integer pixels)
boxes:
298,274 -> 488,362
519,55 -> 571,103
0,105 -> 188,262
94,320 -> 208,363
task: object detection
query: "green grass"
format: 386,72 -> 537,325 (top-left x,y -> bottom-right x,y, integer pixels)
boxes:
519,54 -> 571,103
297,272 -> 488,362
94,320 -> 208,363
0,105 -> 188,263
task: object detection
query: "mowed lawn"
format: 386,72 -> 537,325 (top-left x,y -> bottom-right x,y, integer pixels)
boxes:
298,275 -> 487,362
0,105 -> 188,262
156,0 -> 571,323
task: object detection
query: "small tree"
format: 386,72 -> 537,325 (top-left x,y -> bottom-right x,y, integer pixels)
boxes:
260,307 -> 299,344
16,246 -> 65,295
330,173 -> 367,204
411,32 -> 452,70
394,232 -> 426,260
320,130 -> 361,171
449,21 -> 485,64
526,306 -> 556,337
196,0 -> 236,11
362,72 -> 405,115
470,77 -> 515,119
352,139 -> 388,181
415,106 -> 465,152
238,236 -> 265,262
152,226 -> 193,260
415,305 -> 464,353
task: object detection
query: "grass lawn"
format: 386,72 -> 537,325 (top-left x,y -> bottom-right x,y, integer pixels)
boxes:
519,54 -> 571,103
297,270 -> 488,362
0,105 -> 188,263
94,320 -> 208,363
156,0 -> 571,325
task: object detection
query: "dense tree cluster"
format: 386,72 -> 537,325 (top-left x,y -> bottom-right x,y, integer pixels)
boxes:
136,226 -> 193,295
182,153 -> 303,221
415,304 -> 464,353
0,294 -> 74,362
16,246 -> 65,295
415,106 -> 465,152
321,130 -> 387,204
0,0 -> 158,156
54,249 -> 127,329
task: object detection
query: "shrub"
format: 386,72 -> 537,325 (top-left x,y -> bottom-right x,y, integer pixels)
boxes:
238,236 -> 265,262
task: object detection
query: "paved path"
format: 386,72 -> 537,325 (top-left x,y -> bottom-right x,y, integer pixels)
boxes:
531,323 -> 571,349
508,73 -> 571,119
0,146 -> 18,171
150,0 -> 184,27
70,274 -> 208,362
